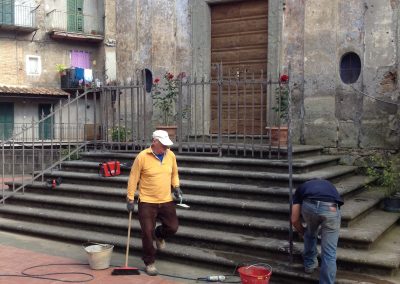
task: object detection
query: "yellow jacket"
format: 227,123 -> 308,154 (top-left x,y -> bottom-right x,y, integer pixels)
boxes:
127,147 -> 180,203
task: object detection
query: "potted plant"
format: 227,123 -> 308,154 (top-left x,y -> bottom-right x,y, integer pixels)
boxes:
365,154 -> 400,212
56,64 -> 67,76
267,74 -> 289,146
151,72 -> 186,139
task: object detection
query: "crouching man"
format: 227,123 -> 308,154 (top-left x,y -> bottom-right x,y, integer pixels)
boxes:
291,179 -> 343,284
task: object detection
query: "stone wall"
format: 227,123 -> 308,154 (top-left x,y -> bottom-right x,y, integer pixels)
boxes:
285,0 -> 400,149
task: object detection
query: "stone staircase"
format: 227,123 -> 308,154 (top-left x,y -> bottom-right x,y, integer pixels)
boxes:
1,145 -> 400,283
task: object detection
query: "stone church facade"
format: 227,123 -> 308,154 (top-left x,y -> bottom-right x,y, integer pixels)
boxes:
115,0 -> 399,150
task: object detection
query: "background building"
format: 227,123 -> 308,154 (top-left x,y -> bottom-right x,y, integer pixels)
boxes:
0,0 -> 116,141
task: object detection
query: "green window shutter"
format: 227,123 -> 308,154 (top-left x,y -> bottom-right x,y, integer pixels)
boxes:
67,0 -> 84,32
76,0 -> 84,32
0,103 -> 14,140
0,2 -> 3,23
67,0 -> 76,32
39,104 -> 53,140
1,0 -> 14,25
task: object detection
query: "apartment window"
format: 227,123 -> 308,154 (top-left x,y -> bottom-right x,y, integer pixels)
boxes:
26,55 -> 41,75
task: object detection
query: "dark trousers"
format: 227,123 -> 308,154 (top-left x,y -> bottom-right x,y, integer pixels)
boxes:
138,201 -> 178,265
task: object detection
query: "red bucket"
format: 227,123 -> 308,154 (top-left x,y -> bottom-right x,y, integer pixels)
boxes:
238,264 -> 272,284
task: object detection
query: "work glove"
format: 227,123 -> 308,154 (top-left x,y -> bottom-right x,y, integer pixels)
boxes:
173,187 -> 183,201
126,200 -> 135,212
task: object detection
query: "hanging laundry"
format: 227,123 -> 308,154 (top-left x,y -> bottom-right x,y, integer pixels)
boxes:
84,69 -> 93,82
75,67 -> 84,81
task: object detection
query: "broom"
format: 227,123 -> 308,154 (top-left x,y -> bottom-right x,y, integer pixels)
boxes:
111,211 -> 140,275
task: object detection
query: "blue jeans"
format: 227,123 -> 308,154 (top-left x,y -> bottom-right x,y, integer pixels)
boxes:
302,200 -> 341,284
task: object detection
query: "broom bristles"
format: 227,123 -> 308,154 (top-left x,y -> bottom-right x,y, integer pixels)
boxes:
111,266 -> 140,275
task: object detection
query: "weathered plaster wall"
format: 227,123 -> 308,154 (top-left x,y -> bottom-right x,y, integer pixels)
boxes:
286,0 -> 399,149
116,0 -> 192,81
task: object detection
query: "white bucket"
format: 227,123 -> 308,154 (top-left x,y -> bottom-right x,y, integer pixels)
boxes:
83,243 -> 114,270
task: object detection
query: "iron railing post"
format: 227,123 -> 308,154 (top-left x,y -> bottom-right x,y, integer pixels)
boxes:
178,76 -> 183,153
287,66 -> 294,264
217,63 -> 223,157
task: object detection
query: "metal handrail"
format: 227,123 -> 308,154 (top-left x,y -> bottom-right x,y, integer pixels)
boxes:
1,88 -> 98,204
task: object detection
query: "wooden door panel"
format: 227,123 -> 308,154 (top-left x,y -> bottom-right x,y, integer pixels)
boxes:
211,0 -> 268,135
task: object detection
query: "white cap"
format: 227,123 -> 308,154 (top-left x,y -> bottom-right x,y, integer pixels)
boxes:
152,130 -> 173,146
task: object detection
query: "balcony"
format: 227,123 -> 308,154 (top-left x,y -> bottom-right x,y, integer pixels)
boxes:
0,5 -> 37,32
60,68 -> 104,91
46,10 -> 104,43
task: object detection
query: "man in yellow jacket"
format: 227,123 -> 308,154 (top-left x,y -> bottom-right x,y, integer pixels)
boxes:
126,130 -> 182,276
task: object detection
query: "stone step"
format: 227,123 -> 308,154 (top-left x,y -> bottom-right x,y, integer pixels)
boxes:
340,187 -> 386,227
55,161 -> 357,187
10,172 -> 375,205
0,204 -> 294,261
81,144 -> 325,161
9,177 -> 377,223
2,192 -> 287,236
4,183 -> 395,249
0,216 -> 398,278
75,153 -> 340,174
339,210 -> 400,249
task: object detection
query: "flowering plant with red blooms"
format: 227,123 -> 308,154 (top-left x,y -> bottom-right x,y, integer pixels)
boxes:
152,72 -> 186,125
272,74 -> 289,124
280,74 -> 289,83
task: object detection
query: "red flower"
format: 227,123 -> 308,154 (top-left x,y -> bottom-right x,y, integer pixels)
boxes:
177,72 -> 186,79
154,78 -> 160,84
167,72 -> 174,80
280,74 -> 289,83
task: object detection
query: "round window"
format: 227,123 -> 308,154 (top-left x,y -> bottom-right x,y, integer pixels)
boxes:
340,52 -> 361,84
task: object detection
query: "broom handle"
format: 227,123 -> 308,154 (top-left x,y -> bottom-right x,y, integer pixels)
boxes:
125,211 -> 132,267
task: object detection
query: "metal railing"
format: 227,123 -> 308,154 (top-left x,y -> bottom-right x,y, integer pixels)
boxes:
92,67 -> 290,158
0,4 -> 37,28
1,68 -> 292,203
45,9 -> 104,35
0,89 -> 99,205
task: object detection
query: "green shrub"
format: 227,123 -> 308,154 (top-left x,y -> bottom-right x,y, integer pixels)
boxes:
365,154 -> 400,197
111,126 -> 130,142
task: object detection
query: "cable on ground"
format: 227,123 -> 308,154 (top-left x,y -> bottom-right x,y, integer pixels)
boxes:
0,263 -> 94,283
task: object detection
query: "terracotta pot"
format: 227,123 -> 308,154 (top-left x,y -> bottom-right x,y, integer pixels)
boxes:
156,125 -> 177,141
265,126 -> 288,146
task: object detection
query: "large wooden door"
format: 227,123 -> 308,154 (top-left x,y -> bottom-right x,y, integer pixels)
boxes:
211,0 -> 268,134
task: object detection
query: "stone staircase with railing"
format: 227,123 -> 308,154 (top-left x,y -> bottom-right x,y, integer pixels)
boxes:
1,145 -> 399,283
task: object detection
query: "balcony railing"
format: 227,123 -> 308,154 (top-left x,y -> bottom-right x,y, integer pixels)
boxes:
0,5 -> 37,31
46,10 -> 104,37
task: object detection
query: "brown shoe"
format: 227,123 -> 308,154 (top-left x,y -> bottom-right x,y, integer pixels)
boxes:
155,237 -> 166,250
145,264 -> 158,276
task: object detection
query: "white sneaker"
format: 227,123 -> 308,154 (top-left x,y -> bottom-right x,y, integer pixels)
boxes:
155,237 -> 166,250
145,264 -> 158,276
